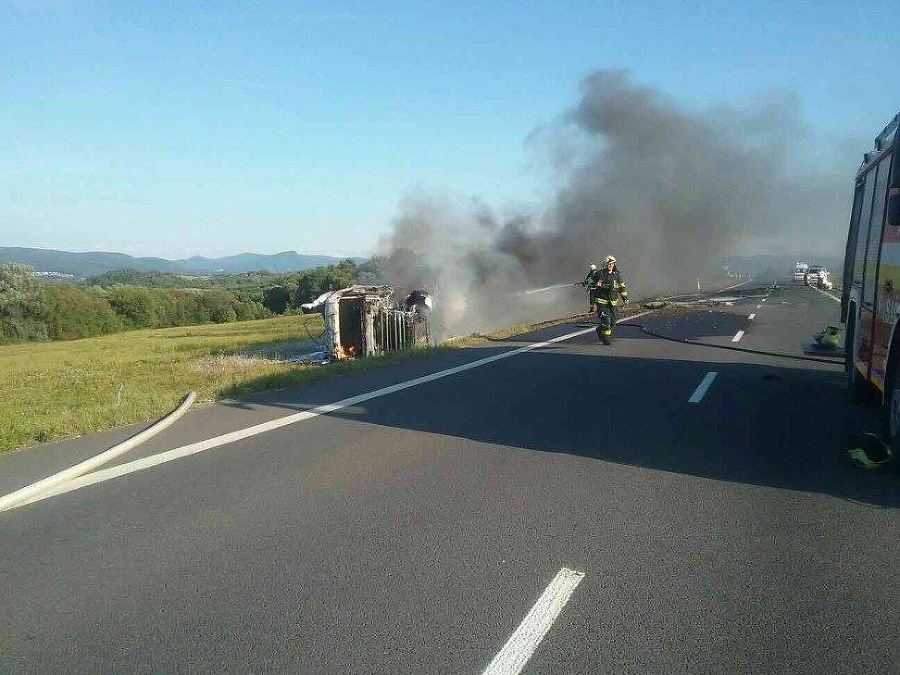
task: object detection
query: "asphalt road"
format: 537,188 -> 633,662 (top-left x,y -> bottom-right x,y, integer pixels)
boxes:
2,281 -> 898,674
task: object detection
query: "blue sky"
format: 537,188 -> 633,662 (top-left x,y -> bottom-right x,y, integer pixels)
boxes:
2,1 -> 896,259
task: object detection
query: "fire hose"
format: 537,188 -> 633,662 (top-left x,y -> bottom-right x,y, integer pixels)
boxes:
616,317 -> 844,365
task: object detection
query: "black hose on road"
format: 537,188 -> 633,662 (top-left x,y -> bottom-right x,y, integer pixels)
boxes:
617,319 -> 845,366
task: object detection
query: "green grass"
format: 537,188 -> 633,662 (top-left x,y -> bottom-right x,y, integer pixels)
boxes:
0,315 -> 314,452
0,313 -> 461,453
0,304 -> 655,454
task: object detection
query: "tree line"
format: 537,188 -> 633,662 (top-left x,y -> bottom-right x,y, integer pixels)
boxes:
0,258 -> 381,344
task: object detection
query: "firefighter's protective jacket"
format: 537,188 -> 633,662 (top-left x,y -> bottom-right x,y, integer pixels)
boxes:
582,268 -> 601,288
594,268 -> 628,306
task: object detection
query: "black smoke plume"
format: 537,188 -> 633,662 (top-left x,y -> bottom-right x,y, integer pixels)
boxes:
377,69 -> 854,337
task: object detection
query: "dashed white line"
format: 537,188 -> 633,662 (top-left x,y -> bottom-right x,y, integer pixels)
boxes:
748,313 -> 756,320
481,568 -> 585,675
761,298 -> 767,303
732,330 -> 745,343
756,304 -> 762,309
689,372 -> 718,403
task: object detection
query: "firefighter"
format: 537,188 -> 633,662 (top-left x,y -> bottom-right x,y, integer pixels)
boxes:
582,263 -> 600,312
593,254 -> 628,343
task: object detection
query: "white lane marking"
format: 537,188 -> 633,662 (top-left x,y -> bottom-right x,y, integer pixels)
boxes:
748,313 -> 756,320
756,304 -> 762,309
811,286 -> 841,303
0,393 -> 197,514
761,298 -> 767,303
481,568 -> 585,675
689,372 -> 718,403
12,313 -> 655,511
732,330 -> 745,343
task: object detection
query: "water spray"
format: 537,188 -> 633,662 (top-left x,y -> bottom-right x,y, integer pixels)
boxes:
516,282 -> 581,296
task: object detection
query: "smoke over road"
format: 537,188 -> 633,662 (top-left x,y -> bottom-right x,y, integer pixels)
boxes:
377,69 -> 853,338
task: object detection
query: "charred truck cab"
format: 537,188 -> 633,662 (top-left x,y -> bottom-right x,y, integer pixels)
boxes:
303,285 -> 431,361
842,111 -> 900,444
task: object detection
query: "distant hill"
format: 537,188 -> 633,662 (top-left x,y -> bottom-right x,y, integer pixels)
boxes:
0,247 -> 360,278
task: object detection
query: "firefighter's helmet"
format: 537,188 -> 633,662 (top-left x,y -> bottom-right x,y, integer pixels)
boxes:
604,255 -> 617,265
589,263 -> 597,271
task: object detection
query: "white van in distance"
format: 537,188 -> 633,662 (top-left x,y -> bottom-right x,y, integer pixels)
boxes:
793,262 -> 810,282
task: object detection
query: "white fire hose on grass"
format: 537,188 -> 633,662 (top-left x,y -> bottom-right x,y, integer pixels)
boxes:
0,391 -> 197,513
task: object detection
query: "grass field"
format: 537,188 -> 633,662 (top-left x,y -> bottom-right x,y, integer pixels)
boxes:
0,303 -> 653,454
0,314 -> 434,453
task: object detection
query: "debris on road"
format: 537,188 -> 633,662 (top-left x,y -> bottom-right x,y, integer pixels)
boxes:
813,325 -> 842,349
287,351 -> 331,365
843,433 -> 893,470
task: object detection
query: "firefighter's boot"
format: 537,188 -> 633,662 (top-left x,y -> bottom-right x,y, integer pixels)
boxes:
597,308 -> 612,345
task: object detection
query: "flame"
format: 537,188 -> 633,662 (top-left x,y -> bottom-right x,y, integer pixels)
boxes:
337,344 -> 357,360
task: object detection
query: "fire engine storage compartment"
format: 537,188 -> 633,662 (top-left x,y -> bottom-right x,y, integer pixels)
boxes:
322,285 -> 428,360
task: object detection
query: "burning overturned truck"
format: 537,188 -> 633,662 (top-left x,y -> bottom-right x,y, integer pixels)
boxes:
301,285 -> 433,361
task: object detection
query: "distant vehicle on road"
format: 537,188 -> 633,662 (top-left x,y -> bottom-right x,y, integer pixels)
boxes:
805,266 -> 834,290
793,262 -> 810,282
841,110 -> 900,444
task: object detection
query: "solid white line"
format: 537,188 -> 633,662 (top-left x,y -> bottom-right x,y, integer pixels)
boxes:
0,392 -> 197,514
12,313 -> 655,511
748,313 -> 756,320
732,330 -> 745,343
481,568 -> 585,675
689,372 -> 718,403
